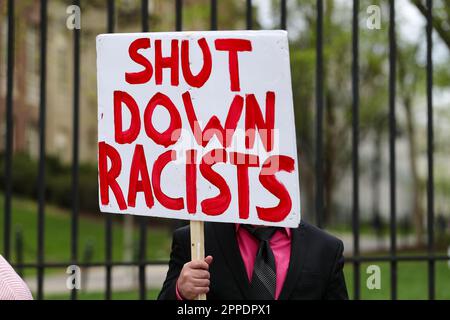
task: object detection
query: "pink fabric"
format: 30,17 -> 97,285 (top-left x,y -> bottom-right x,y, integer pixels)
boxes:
176,225 -> 291,300
0,255 -> 33,300
175,280 -> 184,300
236,225 -> 291,300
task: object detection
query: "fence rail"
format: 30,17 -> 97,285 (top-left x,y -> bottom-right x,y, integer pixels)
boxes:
1,0 -> 443,300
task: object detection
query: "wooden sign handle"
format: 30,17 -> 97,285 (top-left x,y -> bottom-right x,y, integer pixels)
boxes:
190,220 -> 206,300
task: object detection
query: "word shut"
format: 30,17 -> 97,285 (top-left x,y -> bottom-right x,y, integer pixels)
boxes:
96,30 -> 301,227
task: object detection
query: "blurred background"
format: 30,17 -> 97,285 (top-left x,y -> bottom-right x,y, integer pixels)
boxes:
0,0 -> 449,300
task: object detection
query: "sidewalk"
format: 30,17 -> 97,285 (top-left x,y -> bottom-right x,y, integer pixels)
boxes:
25,265 -> 169,295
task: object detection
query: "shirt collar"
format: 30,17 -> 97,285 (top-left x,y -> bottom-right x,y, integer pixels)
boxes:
235,224 -> 292,238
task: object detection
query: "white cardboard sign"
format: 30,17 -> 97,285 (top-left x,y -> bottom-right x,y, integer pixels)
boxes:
96,30 -> 301,227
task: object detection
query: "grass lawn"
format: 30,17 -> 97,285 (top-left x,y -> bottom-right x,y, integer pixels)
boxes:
344,260 -> 450,300
0,195 -> 172,269
45,289 -> 161,300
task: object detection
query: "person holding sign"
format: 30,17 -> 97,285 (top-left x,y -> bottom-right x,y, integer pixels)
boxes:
158,221 -> 348,300
96,30 -> 348,300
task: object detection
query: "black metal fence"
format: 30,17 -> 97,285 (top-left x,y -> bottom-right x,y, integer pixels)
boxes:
1,0 -> 446,300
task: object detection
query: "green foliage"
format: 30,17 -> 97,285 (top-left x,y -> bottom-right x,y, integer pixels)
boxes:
279,0 -> 450,224
0,153 -> 99,214
435,62 -> 450,88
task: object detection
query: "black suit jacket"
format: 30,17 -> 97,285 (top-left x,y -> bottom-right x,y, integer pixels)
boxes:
158,220 -> 348,300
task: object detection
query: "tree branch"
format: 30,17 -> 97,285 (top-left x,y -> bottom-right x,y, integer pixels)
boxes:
410,0 -> 450,50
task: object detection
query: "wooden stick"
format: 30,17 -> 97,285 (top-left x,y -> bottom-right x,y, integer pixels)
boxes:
190,220 -> 206,300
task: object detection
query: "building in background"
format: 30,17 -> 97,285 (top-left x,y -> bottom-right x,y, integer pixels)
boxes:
0,0 -> 248,163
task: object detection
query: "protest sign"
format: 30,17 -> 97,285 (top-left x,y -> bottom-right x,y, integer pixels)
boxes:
97,30 -> 301,228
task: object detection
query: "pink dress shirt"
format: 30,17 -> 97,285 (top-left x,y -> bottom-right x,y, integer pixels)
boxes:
236,225 -> 291,299
0,255 -> 33,300
176,225 -> 291,300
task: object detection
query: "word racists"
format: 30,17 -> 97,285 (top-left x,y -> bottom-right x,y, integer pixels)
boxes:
96,30 -> 301,227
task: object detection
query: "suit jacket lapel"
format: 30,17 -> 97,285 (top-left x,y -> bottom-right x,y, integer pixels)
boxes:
210,223 -> 252,299
278,221 -> 309,300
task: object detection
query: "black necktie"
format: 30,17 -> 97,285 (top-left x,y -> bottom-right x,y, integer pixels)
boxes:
241,225 -> 279,300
